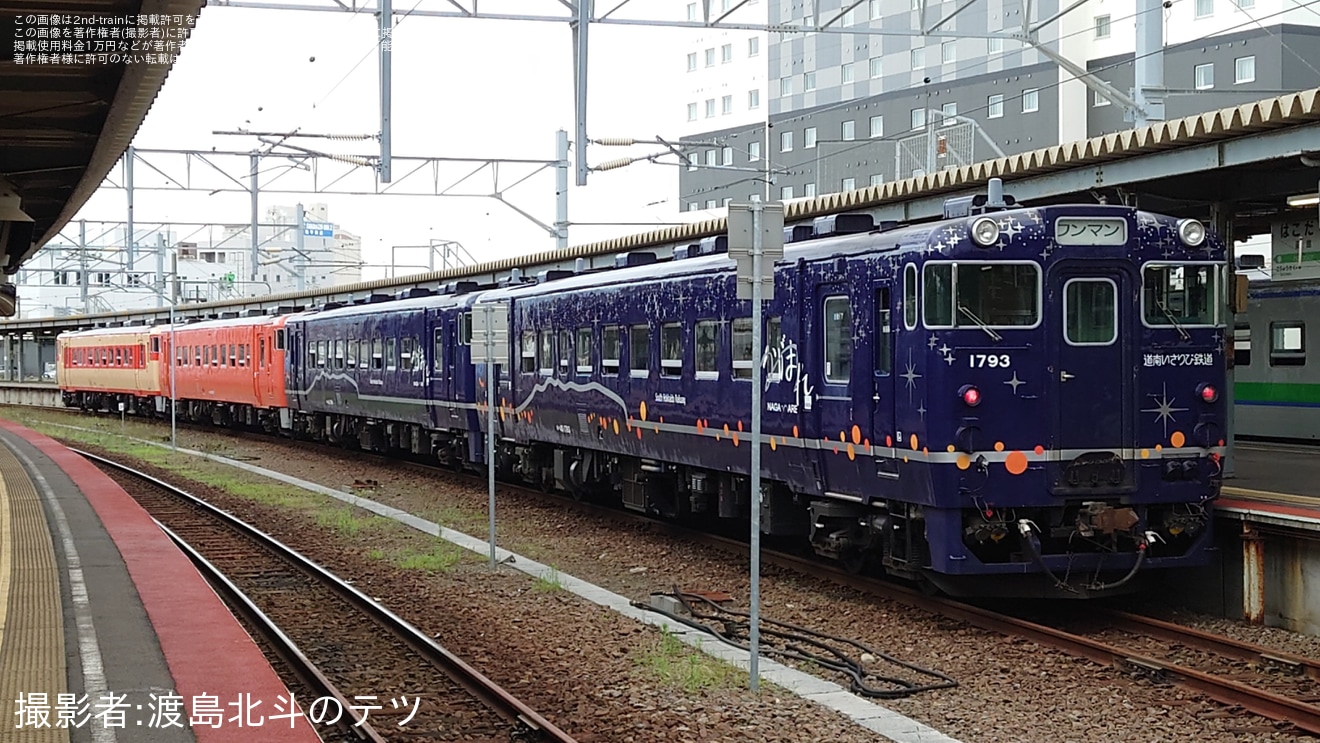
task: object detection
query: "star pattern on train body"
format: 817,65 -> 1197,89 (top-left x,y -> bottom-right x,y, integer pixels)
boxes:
901,348 -> 922,403
1142,383 -> 1189,438
1004,371 -> 1025,395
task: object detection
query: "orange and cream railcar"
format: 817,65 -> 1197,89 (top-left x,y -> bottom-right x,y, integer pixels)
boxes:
57,326 -> 163,414
159,314 -> 290,430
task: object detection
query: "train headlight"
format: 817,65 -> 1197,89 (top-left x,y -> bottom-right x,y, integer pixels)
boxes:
1197,383 -> 1218,404
1177,219 -> 1206,247
959,384 -> 982,407
971,217 -> 1000,247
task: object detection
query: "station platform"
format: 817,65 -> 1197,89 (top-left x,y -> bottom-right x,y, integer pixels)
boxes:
1219,440 -> 1320,527
0,421 -> 320,742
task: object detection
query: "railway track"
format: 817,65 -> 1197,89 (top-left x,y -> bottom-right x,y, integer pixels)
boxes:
77,449 -> 577,743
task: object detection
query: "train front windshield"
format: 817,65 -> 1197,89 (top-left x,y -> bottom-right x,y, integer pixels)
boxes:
1142,264 -> 1221,327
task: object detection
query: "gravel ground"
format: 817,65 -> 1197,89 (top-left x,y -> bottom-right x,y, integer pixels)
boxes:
14,410 -> 1315,743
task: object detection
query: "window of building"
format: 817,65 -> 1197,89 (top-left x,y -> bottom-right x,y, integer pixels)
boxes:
1195,0 -> 1213,17
869,114 -> 884,137
1270,322 -> 1305,366
688,202 -> 699,212
781,185 -> 794,200
804,71 -> 816,91
780,76 -> 794,96
804,126 -> 817,148
1094,14 -> 1111,38
749,37 -> 759,56
988,93 -> 1004,118
870,174 -> 884,187
602,326 -> 621,374
1094,89 -> 1111,106
1235,55 -> 1255,83
823,296 -> 852,384
988,35 -> 1003,54
723,197 -> 732,207
695,321 -> 718,377
942,40 -> 956,64
687,2 -> 697,20
910,107 -> 926,130
722,95 -> 733,114
722,146 -> 733,165
721,43 -> 733,63
687,52 -> 697,71
842,177 -> 856,191
843,6 -> 857,24
870,0 -> 882,18
705,47 -> 715,66
1195,62 -> 1214,90
805,183 -> 817,197
940,102 -> 957,123
706,199 -> 718,209
575,328 -> 591,374
687,102 -> 697,121
841,119 -> 855,140
660,323 -> 682,378
705,98 -> 716,118
870,57 -> 883,78
630,325 -> 649,376
731,318 -> 753,379
1236,0 -> 1255,9
1022,88 -> 1039,113
749,141 -> 761,161
804,14 -> 814,26
781,130 -> 793,152
748,89 -> 760,109
706,149 -> 717,166
911,47 -> 925,68
839,63 -> 853,85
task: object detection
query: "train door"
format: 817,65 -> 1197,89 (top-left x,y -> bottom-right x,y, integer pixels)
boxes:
870,283 -> 899,479
1049,261 -> 1135,491
814,282 -> 856,484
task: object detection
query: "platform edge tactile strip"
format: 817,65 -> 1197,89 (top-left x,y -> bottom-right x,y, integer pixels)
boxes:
0,441 -> 70,743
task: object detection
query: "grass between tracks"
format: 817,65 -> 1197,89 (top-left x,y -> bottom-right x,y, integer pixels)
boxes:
0,407 -> 477,575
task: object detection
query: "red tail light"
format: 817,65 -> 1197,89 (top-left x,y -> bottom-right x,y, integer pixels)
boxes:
1198,383 -> 1218,403
959,385 -> 981,407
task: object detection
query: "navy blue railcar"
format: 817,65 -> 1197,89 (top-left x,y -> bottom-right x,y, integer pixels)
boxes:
472,192 -> 1225,597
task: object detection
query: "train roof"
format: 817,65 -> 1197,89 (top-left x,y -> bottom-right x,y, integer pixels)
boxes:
57,325 -> 153,340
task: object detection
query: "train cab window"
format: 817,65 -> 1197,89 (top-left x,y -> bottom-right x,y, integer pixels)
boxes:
660,323 -> 683,378
275,329 -> 286,351
767,317 -> 783,381
538,331 -> 553,375
925,262 -> 1039,328
371,338 -> 383,370
602,326 -> 621,375
824,296 -> 853,384
576,327 -> 592,375
151,337 -> 160,354
1233,323 -> 1251,367
732,318 -> 753,380
459,313 -> 472,345
630,325 -> 650,378
1064,279 -> 1117,345
1270,322 -> 1305,367
520,332 -> 536,373
875,288 -> 892,375
903,264 -> 918,330
558,330 -> 571,376
923,264 -> 954,327
1142,264 -> 1217,327
386,338 -> 396,370
695,320 -> 718,379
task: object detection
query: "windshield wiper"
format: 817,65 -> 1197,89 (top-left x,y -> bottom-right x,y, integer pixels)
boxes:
957,305 -> 1003,342
1155,299 -> 1191,341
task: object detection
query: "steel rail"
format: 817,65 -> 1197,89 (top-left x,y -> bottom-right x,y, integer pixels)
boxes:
1101,610 -> 1320,682
75,449 -> 579,743
155,519 -> 388,743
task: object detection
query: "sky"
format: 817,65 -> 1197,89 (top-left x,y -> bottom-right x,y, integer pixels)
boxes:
70,0 -> 710,279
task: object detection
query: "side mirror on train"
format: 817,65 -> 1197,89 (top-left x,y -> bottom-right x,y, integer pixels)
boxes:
1230,274 -> 1250,314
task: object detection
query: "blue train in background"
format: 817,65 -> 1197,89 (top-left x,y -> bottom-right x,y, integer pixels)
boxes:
239,180 -> 1229,598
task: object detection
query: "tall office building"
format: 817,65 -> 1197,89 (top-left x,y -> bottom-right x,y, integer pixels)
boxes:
678,0 -> 1320,208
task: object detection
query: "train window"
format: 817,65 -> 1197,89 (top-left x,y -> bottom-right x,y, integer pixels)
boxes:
576,328 -> 592,374
875,288 -> 892,375
602,326 -> 621,375
661,323 -> 683,378
695,320 -> 718,379
1270,322 -> 1305,367
400,338 -> 413,371
559,330 -> 571,375
459,313 -> 472,345
275,329 -> 286,351
823,296 -> 852,384
259,338 -> 266,369
630,325 -> 650,377
151,337 -> 160,354
1233,323 -> 1251,367
539,331 -> 553,374
923,264 -> 953,327
115,348 -> 123,366
732,318 -> 752,380
371,338 -> 383,370
434,329 -> 444,372
521,332 -> 536,373
903,264 -> 918,330
1142,264 -> 1217,327
319,341 -> 329,368
1064,279 -> 1117,345
386,338 -> 397,370
767,317 -> 783,381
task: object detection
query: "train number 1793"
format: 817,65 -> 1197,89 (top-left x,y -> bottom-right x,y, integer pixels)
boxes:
968,354 -> 1011,368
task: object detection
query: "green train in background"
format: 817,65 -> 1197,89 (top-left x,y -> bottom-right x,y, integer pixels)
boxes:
1234,273 -> 1318,442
